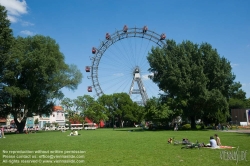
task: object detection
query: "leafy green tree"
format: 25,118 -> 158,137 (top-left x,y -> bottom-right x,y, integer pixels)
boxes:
0,5 -> 14,116
229,82 -> 246,99
144,97 -> 173,123
130,102 -> 145,125
112,93 -> 138,127
229,98 -> 246,109
69,114 -> 84,124
34,118 -> 39,125
245,98 -> 250,109
73,95 -> 95,114
147,40 -> 235,128
85,101 -> 108,126
0,5 -> 14,81
60,97 -> 74,117
98,93 -> 142,127
98,94 -> 115,126
1,35 -> 83,132
228,82 -> 246,109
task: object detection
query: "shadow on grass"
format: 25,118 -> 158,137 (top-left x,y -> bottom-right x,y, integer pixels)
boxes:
235,132 -> 250,136
113,128 -> 146,132
4,130 -> 64,135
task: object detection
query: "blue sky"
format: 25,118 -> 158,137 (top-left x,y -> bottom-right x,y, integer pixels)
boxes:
1,0 -> 250,102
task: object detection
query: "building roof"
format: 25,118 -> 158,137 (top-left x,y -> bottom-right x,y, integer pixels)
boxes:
52,106 -> 64,112
0,118 -> 6,123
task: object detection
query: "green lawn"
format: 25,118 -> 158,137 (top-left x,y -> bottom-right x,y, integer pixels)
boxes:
0,128 -> 249,166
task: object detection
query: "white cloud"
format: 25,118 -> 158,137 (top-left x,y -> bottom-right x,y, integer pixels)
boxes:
7,15 -> 17,22
21,20 -> 34,26
20,30 -> 34,36
0,0 -> 28,23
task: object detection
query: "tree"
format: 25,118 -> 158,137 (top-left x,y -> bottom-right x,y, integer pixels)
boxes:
147,40 -> 235,128
0,5 -> 14,116
228,82 -> 246,109
98,93 -> 142,127
69,114 -> 84,124
60,97 -> 75,118
1,35 -> 83,132
144,97 -> 173,124
112,93 -> 138,127
245,98 -> 250,109
0,5 -> 14,81
85,101 -> 108,126
98,94 -> 115,127
34,118 -> 39,126
73,95 -> 95,114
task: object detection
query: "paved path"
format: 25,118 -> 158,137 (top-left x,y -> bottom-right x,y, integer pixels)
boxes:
221,129 -> 250,133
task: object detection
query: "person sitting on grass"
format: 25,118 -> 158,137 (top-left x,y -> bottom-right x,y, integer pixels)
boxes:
214,134 -> 221,146
204,136 -> 217,148
73,130 -> 79,136
70,130 -> 74,136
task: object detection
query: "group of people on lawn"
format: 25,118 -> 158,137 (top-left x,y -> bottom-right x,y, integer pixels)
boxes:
196,134 -> 222,148
208,134 -> 221,147
168,133 -> 221,148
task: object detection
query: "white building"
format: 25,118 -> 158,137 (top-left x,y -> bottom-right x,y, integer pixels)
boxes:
4,106 -> 66,129
49,108 -> 65,127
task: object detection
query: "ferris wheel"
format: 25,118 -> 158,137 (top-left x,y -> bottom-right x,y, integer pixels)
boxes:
86,25 -> 166,105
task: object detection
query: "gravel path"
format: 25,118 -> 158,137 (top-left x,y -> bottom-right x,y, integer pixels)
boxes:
221,129 -> 250,133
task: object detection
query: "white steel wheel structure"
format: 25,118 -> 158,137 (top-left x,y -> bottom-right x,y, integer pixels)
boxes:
88,25 -> 166,105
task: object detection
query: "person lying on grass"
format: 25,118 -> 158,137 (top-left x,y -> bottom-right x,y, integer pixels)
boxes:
69,130 -> 74,136
182,138 -> 190,144
168,138 -> 173,144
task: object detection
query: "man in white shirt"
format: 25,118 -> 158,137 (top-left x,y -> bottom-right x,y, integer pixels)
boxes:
209,136 -> 217,148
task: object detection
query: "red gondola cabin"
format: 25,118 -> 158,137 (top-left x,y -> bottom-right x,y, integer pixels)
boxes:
123,25 -> 128,33
92,47 -> 96,54
160,33 -> 166,40
106,33 -> 111,40
87,86 -> 92,92
85,66 -> 90,72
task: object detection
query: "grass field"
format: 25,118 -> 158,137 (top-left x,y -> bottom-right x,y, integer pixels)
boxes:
0,128 -> 249,166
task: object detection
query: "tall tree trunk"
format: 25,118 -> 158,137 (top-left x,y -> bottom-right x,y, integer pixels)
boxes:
121,120 -> 124,128
14,117 -> 27,133
190,116 -> 196,129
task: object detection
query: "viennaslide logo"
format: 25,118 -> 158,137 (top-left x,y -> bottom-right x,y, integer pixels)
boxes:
220,146 -> 247,164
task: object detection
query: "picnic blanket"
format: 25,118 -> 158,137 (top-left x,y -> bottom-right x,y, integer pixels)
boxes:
204,146 -> 236,149
217,146 -> 236,149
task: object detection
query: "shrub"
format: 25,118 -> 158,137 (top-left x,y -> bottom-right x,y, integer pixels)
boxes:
196,124 -> 204,130
182,124 -> 191,130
